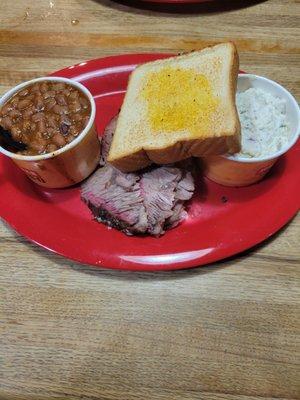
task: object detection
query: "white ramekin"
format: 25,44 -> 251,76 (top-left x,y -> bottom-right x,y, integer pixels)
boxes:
203,73 -> 300,187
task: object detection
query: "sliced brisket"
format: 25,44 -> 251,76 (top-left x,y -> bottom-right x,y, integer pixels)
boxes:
140,167 -> 185,236
81,115 -> 195,236
81,165 -> 148,235
99,115 -> 117,166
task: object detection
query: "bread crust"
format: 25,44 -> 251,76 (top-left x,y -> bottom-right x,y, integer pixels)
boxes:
108,42 -> 241,172
111,133 -> 240,172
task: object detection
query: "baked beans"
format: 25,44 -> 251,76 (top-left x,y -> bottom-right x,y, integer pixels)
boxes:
0,81 -> 91,156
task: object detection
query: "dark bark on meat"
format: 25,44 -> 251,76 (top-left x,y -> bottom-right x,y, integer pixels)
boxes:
100,115 -> 117,166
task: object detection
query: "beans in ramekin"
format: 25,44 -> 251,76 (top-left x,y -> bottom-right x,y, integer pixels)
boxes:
0,81 -> 91,155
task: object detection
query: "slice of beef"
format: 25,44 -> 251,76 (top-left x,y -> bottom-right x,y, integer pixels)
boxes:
81,165 -> 148,235
140,167 -> 183,236
166,170 -> 194,229
100,115 -> 117,166
81,115 -> 195,236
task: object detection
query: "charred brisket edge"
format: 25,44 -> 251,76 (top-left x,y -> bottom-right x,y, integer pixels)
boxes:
81,179 -> 149,236
82,198 -> 131,233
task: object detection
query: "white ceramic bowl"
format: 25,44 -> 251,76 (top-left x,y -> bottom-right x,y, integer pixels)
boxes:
204,73 -> 300,187
0,77 -> 100,188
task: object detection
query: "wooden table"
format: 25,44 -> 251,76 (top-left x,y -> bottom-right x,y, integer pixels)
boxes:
0,1 -> 299,399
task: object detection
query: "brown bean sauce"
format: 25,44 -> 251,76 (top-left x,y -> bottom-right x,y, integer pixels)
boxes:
0,81 -> 91,156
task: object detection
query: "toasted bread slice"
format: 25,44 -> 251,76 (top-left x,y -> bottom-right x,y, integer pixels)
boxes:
108,42 -> 241,172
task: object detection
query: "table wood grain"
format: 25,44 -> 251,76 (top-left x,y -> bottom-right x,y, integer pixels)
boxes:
0,0 -> 299,399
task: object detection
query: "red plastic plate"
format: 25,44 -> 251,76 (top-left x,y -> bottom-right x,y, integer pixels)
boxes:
0,53 -> 299,271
